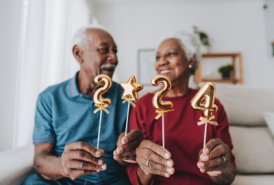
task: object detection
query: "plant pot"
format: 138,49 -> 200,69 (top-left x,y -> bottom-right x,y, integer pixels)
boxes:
221,71 -> 230,78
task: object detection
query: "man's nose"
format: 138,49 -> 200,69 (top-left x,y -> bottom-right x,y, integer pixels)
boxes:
107,51 -> 118,64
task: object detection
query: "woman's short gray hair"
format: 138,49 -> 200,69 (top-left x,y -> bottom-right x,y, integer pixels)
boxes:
159,31 -> 201,75
71,25 -> 105,49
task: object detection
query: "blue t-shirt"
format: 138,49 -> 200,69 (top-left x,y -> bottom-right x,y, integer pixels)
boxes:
33,72 -> 128,184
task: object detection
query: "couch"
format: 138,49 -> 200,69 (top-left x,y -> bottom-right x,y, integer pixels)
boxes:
0,84 -> 273,185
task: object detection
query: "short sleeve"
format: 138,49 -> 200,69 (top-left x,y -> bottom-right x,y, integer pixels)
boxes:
215,101 -> 236,169
33,93 -> 56,145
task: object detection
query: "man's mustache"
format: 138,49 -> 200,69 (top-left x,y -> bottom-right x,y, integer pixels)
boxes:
100,64 -> 116,70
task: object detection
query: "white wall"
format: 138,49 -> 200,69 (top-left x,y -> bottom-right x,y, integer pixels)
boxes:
95,0 -> 274,86
265,0 -> 274,58
0,0 -> 22,151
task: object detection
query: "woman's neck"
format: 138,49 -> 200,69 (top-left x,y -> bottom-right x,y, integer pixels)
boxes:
165,75 -> 191,98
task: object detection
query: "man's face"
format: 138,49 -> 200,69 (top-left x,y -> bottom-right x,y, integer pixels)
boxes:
79,29 -> 118,79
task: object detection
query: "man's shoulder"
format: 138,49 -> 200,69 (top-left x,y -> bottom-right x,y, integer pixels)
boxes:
39,79 -> 70,99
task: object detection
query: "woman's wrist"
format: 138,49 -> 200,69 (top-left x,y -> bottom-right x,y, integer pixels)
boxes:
137,165 -> 154,185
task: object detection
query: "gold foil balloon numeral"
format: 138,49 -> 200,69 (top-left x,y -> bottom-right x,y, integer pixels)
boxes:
151,75 -> 173,111
191,82 -> 218,118
151,75 -> 173,120
94,74 -> 112,114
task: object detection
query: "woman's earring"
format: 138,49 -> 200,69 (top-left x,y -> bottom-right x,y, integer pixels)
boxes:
189,65 -> 192,69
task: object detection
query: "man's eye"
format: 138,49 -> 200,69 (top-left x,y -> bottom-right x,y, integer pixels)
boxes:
113,49 -> 118,54
100,47 -> 108,53
156,56 -> 161,61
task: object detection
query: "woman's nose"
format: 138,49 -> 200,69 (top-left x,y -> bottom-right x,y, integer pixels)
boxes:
158,57 -> 169,66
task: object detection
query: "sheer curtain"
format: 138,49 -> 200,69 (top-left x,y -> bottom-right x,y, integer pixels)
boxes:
14,0 -> 91,148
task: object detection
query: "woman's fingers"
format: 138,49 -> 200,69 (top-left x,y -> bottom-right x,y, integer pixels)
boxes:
200,144 -> 228,161
144,148 -> 174,168
198,154 -> 228,169
140,140 -> 171,159
139,157 -> 174,176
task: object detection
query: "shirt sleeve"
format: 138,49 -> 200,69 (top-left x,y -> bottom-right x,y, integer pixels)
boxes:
32,93 -> 56,145
215,101 -> 236,169
126,99 -> 154,185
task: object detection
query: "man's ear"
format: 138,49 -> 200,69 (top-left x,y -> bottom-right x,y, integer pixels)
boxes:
72,45 -> 83,64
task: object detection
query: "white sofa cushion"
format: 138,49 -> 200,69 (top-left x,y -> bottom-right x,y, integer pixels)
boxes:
230,126 -> 274,173
264,112 -> 274,137
215,85 -> 274,126
232,175 -> 274,185
0,145 -> 35,185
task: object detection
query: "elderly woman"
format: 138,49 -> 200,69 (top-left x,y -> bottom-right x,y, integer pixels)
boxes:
126,31 -> 236,185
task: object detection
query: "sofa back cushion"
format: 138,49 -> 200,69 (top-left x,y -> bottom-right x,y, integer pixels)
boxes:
215,85 -> 274,126
230,126 -> 274,173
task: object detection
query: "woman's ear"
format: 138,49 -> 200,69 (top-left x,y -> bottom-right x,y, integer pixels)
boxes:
189,56 -> 196,69
72,45 -> 83,64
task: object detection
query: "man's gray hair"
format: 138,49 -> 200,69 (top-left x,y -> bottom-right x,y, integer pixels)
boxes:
71,25 -> 105,49
159,31 -> 201,75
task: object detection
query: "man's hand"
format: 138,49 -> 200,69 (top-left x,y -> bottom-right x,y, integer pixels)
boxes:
197,138 -> 231,177
136,140 -> 174,178
61,141 -> 106,180
113,129 -> 144,163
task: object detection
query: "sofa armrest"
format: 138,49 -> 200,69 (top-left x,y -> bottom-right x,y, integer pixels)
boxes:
0,145 -> 35,185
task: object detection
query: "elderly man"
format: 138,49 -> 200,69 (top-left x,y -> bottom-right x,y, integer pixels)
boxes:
22,27 -> 143,185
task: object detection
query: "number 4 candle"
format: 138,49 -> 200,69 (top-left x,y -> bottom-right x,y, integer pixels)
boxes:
191,82 -> 218,148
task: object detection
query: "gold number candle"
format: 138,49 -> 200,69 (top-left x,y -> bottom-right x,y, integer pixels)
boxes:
151,75 -> 173,148
191,82 -> 218,148
93,74 -> 112,148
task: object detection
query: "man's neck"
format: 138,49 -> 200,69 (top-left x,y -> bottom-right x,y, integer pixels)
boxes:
77,70 -> 98,98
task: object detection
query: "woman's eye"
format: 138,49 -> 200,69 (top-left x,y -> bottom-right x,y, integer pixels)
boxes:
113,49 -> 118,54
167,52 -> 176,56
156,56 -> 161,61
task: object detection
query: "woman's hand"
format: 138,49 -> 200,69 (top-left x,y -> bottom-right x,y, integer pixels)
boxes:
114,129 -> 144,163
136,140 -> 174,178
197,138 -> 231,176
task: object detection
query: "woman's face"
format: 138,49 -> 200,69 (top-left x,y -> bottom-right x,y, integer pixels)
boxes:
155,38 -> 191,83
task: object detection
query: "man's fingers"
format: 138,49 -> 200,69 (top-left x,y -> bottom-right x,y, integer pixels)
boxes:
65,141 -> 104,157
142,140 -> 171,159
67,169 -> 98,180
204,138 -> 222,155
68,160 -> 107,171
122,129 -> 143,144
69,150 -> 103,165
118,137 -> 143,153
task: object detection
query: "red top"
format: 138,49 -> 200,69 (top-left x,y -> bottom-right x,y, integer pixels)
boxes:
126,89 -> 236,185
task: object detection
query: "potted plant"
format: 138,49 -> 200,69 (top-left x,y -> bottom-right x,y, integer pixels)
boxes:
218,64 -> 233,78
